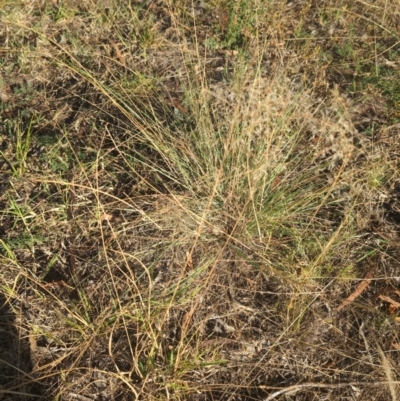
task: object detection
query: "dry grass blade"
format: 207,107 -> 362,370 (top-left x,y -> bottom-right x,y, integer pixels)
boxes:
263,381 -> 400,401
376,342 -> 398,401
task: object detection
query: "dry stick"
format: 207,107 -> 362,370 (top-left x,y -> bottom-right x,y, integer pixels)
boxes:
263,380 -> 400,401
109,39 -> 126,66
335,267 -> 374,311
378,294 -> 400,309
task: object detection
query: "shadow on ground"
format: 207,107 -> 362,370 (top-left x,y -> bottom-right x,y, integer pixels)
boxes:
0,293 -> 42,400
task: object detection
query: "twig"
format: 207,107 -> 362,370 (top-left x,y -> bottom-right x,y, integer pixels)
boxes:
336,267 -> 374,311
378,295 -> 400,309
109,39 -> 126,66
263,380 -> 400,401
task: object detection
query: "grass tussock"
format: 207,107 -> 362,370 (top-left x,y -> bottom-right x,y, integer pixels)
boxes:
1,0 -> 400,400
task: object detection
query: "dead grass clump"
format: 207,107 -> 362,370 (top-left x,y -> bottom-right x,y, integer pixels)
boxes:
1,0 -> 400,400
